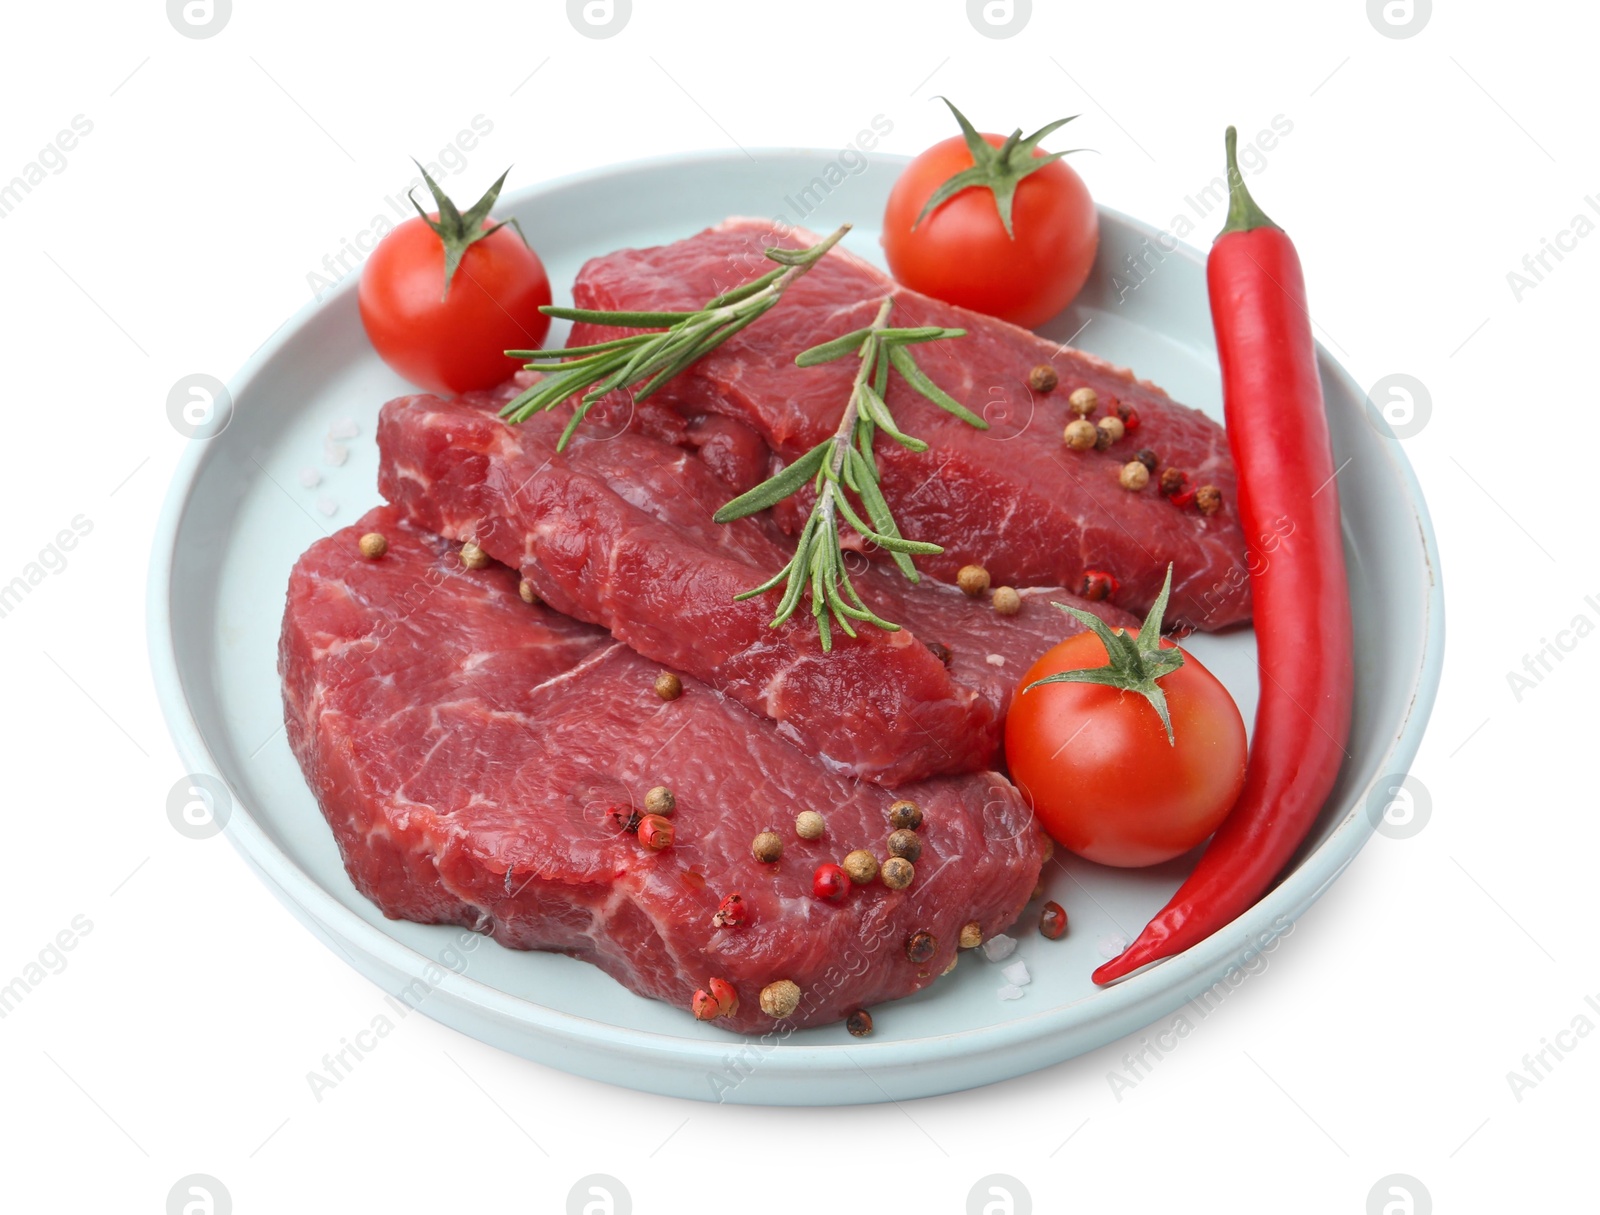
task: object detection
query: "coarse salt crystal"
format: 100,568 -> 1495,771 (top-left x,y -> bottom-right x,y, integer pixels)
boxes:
323,440 -> 349,467
328,417 -> 359,440
298,467 -> 322,489
985,653 -> 1006,667
1097,933 -> 1129,959
316,496 -> 338,517
996,983 -> 1025,1001
981,933 -> 1017,963
1002,959 -> 1031,986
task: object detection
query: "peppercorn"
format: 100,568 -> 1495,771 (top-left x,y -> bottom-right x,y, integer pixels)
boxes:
610,805 -> 642,834
692,988 -> 719,1020
759,979 -> 801,1018
1159,467 -> 1189,497
638,814 -> 674,851
1063,418 -> 1098,451
812,862 -> 848,901
751,831 -> 783,863
1121,405 -> 1141,432
880,856 -> 914,890
1027,363 -> 1059,393
1095,416 -> 1125,449
956,564 -> 991,597
712,892 -> 746,928
1080,569 -> 1119,602
905,930 -> 937,964
845,1008 -> 874,1037
459,540 -> 490,569
1040,901 -> 1069,940
959,920 -> 983,949
1120,461 -> 1151,491
924,639 -> 953,666
992,586 -> 1022,616
1195,485 -> 1223,516
642,786 -> 676,817
519,579 -> 538,604
795,810 -> 825,840
654,671 -> 683,701
1068,386 -> 1098,416
357,532 -> 388,559
888,799 -> 923,831
887,829 -> 922,863
1135,449 -> 1159,473
842,849 -> 879,884
709,976 -> 739,1017
1041,834 -> 1055,862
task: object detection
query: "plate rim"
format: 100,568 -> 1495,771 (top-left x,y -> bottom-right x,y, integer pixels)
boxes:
146,147 -> 1446,1097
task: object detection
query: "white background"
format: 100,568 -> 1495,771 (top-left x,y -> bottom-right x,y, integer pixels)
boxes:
0,1 -> 1593,1211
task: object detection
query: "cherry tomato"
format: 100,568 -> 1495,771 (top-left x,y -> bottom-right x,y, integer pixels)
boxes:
1005,633 -> 1246,868
359,212 -> 550,395
883,132 -> 1098,329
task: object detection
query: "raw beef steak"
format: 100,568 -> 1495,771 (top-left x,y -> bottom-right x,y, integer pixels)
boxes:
378,382 -> 1136,784
280,506 -> 1045,1034
567,218 -> 1253,631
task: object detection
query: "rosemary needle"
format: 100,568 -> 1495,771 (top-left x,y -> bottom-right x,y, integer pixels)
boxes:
714,296 -> 985,651
499,224 -> 851,449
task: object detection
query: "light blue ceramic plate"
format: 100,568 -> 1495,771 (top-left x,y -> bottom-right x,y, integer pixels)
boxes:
148,150 -> 1443,1105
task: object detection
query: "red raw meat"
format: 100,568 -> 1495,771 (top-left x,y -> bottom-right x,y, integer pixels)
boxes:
378,383 -> 1136,784
568,218 -> 1253,631
280,506 -> 1045,1034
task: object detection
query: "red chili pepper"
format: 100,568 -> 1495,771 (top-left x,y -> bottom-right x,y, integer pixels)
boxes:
1093,128 -> 1353,985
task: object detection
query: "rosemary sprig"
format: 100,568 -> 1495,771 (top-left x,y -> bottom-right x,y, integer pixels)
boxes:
498,223 -> 852,449
713,297 -> 986,651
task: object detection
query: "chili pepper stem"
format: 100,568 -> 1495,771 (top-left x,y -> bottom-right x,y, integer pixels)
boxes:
1216,126 -> 1279,239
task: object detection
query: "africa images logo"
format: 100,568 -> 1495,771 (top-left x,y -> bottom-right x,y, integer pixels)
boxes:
567,1174 -> 631,1215
967,1174 -> 1031,1215
167,1174 -> 231,1215
967,0 -> 1031,39
1367,0 -> 1431,39
166,0 -> 231,38
568,0 -> 631,38
1367,1173 -> 1431,1215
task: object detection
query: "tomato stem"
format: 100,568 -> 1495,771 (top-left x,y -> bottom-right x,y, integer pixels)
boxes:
913,97 -> 1088,239
1023,564 -> 1186,744
409,161 -> 518,301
